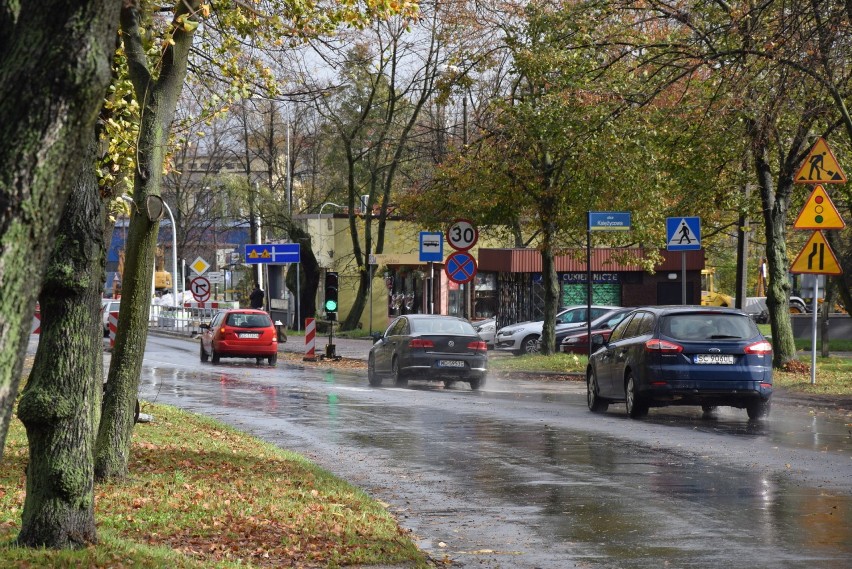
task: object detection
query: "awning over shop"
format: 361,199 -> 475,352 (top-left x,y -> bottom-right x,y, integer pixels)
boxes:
477,248 -> 704,273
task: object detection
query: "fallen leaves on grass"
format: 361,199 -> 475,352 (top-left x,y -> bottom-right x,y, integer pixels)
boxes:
782,359 -> 811,375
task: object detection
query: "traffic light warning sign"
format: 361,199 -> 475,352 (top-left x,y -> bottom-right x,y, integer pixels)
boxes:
793,185 -> 846,230
790,231 -> 842,275
794,137 -> 846,184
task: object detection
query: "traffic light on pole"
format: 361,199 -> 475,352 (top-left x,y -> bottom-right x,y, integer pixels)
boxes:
324,272 -> 339,320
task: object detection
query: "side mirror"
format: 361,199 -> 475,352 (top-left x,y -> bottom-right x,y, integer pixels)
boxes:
199,323 -> 210,330
371,332 -> 383,343
591,334 -> 605,347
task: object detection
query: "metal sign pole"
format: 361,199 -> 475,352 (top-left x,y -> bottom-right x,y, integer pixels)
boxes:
811,278 -> 818,385
586,213 -> 592,359
296,264 -> 300,330
682,251 -> 687,305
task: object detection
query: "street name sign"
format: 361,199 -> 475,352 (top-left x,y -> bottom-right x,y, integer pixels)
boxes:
588,211 -> 631,231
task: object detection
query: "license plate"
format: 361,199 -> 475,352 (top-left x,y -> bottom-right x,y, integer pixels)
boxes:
439,360 -> 465,368
239,333 -> 260,339
695,354 -> 735,364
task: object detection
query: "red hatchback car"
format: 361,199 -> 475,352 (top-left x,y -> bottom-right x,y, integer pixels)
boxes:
200,309 -> 278,365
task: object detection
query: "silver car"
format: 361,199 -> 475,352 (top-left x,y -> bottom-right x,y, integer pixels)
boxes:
494,305 -> 620,355
473,317 -> 496,348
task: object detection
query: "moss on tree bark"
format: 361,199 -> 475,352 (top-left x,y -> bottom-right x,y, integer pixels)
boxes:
17,137 -> 106,548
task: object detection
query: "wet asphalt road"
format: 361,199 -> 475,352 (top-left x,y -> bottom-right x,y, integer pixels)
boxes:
130,335 -> 851,569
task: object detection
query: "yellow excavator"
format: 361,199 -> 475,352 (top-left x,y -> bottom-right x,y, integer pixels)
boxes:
115,246 -> 173,295
700,269 -> 734,307
702,268 -> 807,315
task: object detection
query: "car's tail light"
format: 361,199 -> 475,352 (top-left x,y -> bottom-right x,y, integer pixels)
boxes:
744,340 -> 772,355
645,339 -> 683,353
467,340 -> 488,352
409,338 -> 435,349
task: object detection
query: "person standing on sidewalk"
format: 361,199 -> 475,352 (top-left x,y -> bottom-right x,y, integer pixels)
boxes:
250,283 -> 264,309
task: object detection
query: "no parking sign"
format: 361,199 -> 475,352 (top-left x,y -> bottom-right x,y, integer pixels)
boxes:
444,251 -> 477,284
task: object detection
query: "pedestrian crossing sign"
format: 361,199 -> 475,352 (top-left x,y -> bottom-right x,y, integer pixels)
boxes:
666,217 -> 701,251
794,137 -> 846,184
790,231 -> 842,275
793,185 -> 846,230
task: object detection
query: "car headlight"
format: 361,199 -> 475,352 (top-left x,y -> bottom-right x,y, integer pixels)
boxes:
562,337 -> 580,344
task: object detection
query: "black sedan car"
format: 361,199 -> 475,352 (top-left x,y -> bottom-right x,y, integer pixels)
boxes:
368,315 -> 488,390
586,306 -> 773,419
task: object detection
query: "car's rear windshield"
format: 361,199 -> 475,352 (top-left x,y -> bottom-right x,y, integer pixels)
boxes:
226,313 -> 272,328
661,313 -> 757,341
411,319 -> 476,335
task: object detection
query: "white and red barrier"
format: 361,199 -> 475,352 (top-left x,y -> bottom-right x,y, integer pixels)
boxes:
304,318 -> 316,361
31,309 -> 41,335
108,311 -> 119,348
183,302 -> 236,310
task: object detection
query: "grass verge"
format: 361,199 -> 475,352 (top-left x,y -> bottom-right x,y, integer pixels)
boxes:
0,405 -> 427,569
487,350 -> 851,396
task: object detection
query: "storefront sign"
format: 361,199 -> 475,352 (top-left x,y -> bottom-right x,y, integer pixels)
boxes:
372,253 -> 427,266
542,272 -> 621,284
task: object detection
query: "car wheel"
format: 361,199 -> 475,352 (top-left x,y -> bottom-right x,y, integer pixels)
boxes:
519,335 -> 541,355
268,353 -> 277,365
256,357 -> 264,365
587,369 -> 609,413
789,300 -> 807,314
469,377 -> 484,391
211,349 -> 220,364
368,355 -> 382,387
392,357 -> 407,387
701,405 -> 718,417
746,399 -> 771,420
444,380 -> 455,389
625,371 -> 648,418
133,399 -> 141,424
200,342 -> 208,363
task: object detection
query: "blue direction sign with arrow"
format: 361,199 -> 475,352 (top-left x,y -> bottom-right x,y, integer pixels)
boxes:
445,251 -> 477,284
245,243 -> 301,264
666,217 -> 701,251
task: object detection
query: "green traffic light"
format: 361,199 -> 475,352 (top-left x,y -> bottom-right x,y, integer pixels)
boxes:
324,299 -> 338,311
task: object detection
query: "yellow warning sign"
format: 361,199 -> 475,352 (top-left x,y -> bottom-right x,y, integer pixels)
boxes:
790,231 -> 843,275
793,185 -> 846,230
794,137 -> 846,184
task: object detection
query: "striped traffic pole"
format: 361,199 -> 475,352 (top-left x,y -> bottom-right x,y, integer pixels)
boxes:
304,318 -> 316,361
31,310 -> 41,335
109,311 -> 119,349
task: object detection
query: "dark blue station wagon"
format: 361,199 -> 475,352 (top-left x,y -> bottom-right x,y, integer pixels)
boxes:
586,306 -> 773,419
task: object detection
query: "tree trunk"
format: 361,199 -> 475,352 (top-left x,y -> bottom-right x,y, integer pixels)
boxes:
286,227 -> 319,325
0,0 -> 120,457
17,137 -> 105,548
539,196 -> 560,356
95,0 -> 198,481
752,135 -> 797,368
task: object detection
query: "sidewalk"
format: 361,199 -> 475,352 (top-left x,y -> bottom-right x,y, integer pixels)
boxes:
282,334 -> 372,361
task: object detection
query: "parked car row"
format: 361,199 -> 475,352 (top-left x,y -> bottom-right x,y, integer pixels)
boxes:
494,305 -> 620,355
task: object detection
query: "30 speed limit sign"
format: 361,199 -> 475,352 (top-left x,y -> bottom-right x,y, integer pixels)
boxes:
446,219 -> 478,251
